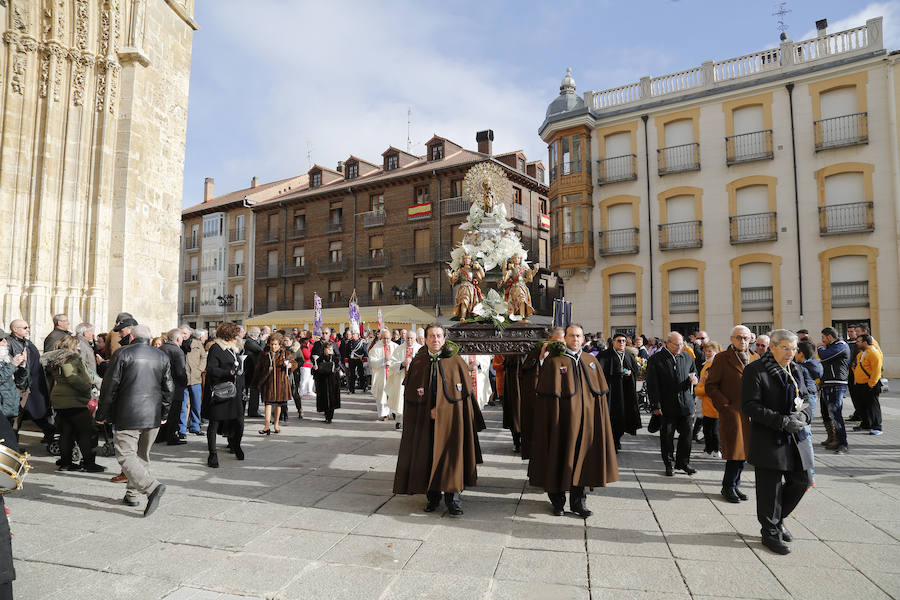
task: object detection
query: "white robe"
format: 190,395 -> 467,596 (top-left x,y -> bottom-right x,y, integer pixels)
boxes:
368,340 -> 396,418
462,354 -> 493,409
387,341 -> 422,415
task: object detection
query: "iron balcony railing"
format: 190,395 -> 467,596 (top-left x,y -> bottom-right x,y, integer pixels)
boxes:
597,227 -> 639,255
658,142 -> 700,175
288,226 -> 306,239
182,303 -> 197,315
358,251 -> 391,270
814,113 -> 868,151
658,220 -> 702,250
818,202 -> 874,235
283,263 -> 310,277
443,196 -> 469,216
400,247 -> 440,266
729,212 -> 777,244
183,269 -> 199,282
669,289 -> 699,314
609,293 -> 637,315
228,263 -> 245,278
831,281 -> 869,307
510,203 -> 527,222
185,238 -> 199,250
255,264 -> 282,280
261,228 -> 280,243
228,228 -> 246,242
597,154 -> 637,184
362,210 -> 386,228
326,220 -> 344,234
317,257 -> 349,274
741,286 -> 774,311
725,130 -> 773,165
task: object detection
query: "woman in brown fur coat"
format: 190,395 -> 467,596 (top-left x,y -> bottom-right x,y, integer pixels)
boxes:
255,333 -> 297,434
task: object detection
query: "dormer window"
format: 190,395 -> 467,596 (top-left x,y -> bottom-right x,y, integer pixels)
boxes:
310,171 -> 322,188
345,162 -> 358,179
428,143 -> 444,161
385,154 -> 398,171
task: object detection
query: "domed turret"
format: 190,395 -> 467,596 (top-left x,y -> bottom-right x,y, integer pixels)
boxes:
545,67 -> 584,118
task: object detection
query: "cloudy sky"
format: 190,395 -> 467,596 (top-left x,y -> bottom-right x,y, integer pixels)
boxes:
181,0 -> 899,206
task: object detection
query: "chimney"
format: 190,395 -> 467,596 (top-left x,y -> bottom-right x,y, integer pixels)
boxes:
476,130 -> 494,155
816,18 -> 828,36
203,177 -> 214,202
336,160 -> 343,173
250,176 -> 259,188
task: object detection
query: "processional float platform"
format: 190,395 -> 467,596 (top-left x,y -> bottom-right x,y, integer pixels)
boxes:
445,321 -> 548,355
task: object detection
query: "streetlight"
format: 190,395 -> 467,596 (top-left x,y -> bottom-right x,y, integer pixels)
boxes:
216,294 -> 234,324
391,284 -> 414,304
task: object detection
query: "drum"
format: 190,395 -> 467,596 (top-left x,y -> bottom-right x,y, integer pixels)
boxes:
0,443 -> 31,493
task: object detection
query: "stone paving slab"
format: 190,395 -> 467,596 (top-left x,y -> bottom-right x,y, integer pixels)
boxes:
8,386 -> 900,599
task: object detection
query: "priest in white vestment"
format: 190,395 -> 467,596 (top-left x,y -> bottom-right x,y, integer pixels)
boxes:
387,330 -> 422,430
368,329 -> 396,421
462,354 -> 493,409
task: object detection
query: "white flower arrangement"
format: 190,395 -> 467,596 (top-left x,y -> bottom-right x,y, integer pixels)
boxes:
449,198 -> 528,272
471,288 -> 523,329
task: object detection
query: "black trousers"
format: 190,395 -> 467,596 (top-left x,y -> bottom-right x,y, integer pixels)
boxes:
426,490 -> 461,509
858,385 -> 883,430
702,416 -> 719,453
754,466 -> 810,535
348,359 -> 366,392
160,386 -> 185,441
659,414 -> 693,468
548,486 -> 586,510
247,387 -> 261,416
55,407 -> 98,466
722,459 -> 745,489
206,418 -> 244,455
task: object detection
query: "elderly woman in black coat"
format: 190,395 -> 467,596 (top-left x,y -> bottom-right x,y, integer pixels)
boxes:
313,342 -> 342,424
202,322 -> 245,468
741,328 -> 813,556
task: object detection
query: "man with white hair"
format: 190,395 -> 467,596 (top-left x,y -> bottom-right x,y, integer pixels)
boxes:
368,330 -> 396,421
43,313 -> 72,352
755,334 -> 770,357
646,331 -> 698,476
416,328 -> 425,347
387,329 -> 422,430
158,328 -> 188,445
75,322 -> 99,374
96,324 -> 173,517
243,326 -> 263,418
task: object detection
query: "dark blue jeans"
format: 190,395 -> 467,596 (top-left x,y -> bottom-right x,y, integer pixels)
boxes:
722,459 -> 744,489
822,385 -> 848,446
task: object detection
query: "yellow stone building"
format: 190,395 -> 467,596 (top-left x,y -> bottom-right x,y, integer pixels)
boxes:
539,17 -> 900,375
0,0 -> 197,342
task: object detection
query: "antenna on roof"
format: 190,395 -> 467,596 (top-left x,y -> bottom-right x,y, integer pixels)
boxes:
407,107 -> 412,153
772,1 -> 791,40
306,139 -> 312,169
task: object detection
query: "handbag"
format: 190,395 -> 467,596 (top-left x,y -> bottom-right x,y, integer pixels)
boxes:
211,381 -> 236,403
647,413 -> 661,434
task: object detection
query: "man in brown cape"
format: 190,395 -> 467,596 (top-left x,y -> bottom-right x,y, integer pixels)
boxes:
519,327 -> 566,460
393,324 -> 485,516
528,324 -> 619,517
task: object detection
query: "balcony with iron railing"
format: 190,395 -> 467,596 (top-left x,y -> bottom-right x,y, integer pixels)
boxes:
358,251 -> 391,270
658,143 -> 700,175
317,257 -> 349,274
609,293 -> 637,315
509,202 -> 527,223
255,264 -> 282,280
597,154 -> 637,185
597,227 -> 639,255
741,286 -> 774,311
228,228 -> 246,243
228,263 -> 245,278
182,302 -> 197,315
725,130 -> 773,165
818,202 -> 874,235
658,220 -> 702,250
400,247 -> 441,266
814,113 -> 868,151
322,296 -> 347,308
831,281 -> 869,307
261,228 -> 280,243
185,238 -> 199,251
326,220 -> 344,234
669,289 -> 699,314
183,269 -> 199,283
729,212 -> 777,244
362,210 -> 386,228
288,226 -> 306,240
443,196 -> 469,216
283,263 -> 310,277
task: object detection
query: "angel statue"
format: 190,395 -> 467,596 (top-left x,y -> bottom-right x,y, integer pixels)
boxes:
446,252 -> 486,320
500,254 -> 540,318
480,179 -> 495,214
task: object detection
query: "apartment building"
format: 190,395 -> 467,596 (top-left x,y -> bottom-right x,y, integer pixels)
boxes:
538,17 -> 899,374
251,131 -> 559,317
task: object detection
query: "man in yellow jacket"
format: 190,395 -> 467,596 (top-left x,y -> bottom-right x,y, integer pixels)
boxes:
852,334 -> 884,435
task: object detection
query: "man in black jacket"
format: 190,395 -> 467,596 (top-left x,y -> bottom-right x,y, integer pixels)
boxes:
96,325 -> 173,517
43,313 -> 72,352
243,327 -> 264,418
597,333 -> 641,452
742,329 -> 812,555
158,329 -> 188,445
645,332 -> 698,476
346,332 -> 368,393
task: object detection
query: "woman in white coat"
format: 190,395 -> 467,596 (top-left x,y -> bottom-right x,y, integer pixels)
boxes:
386,330 -> 422,430
368,329 -> 396,421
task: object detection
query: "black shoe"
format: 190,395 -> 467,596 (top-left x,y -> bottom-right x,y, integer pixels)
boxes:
552,505 -> 565,516
234,446 -> 244,461
57,463 -> 81,472
144,484 -> 166,517
677,465 -> 697,475
178,433 -> 187,440
571,505 -> 593,518
665,465 -> 674,477
779,523 -> 793,542
447,505 -> 464,517
167,439 -> 187,446
395,423 -> 402,430
122,496 -> 140,507
721,487 -> 741,503
424,500 -> 440,513
325,419 -> 332,424
247,413 -> 262,418
761,532 -> 790,555
735,488 -> 749,501
207,454 -> 219,468
82,463 -> 106,473
190,430 -> 204,436
834,445 -> 849,454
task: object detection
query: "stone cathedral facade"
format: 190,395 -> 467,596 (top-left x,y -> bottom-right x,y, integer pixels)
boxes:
0,0 -> 196,342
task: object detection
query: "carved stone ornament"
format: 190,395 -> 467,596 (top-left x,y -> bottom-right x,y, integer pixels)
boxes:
445,321 -> 549,355
75,0 -> 89,52
70,51 -> 95,106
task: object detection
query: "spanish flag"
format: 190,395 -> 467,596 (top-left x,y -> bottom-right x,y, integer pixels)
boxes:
408,202 -> 431,219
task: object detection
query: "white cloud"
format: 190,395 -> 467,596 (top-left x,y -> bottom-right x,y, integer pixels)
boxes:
799,1 -> 900,48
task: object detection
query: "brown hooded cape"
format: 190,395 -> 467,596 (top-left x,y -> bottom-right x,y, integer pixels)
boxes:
528,350 -> 619,492
518,344 -> 543,460
393,346 -> 485,495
